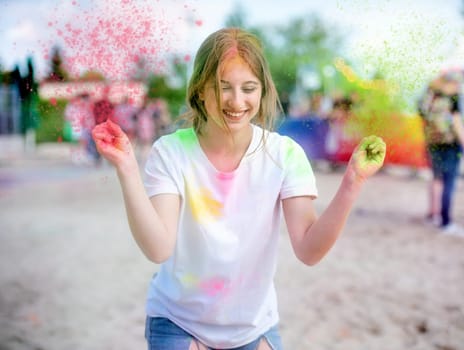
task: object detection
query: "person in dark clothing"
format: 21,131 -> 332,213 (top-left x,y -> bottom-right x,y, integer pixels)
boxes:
419,74 -> 464,235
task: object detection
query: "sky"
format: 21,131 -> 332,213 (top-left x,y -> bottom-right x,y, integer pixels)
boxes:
0,0 -> 463,96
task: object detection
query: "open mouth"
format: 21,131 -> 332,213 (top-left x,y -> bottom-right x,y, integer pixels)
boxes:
223,110 -> 247,121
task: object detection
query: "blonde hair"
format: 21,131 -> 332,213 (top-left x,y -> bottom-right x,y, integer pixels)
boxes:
182,27 -> 281,136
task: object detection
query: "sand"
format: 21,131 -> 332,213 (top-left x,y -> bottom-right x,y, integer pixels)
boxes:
0,147 -> 463,350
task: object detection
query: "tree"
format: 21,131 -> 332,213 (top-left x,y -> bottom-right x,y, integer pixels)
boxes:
264,15 -> 344,97
224,2 -> 248,28
44,46 -> 69,82
223,8 -> 346,116
145,54 -> 189,118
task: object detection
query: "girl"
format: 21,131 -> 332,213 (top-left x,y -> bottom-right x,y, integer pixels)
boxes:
92,28 -> 386,350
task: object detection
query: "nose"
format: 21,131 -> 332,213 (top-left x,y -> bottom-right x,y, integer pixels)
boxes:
225,89 -> 245,110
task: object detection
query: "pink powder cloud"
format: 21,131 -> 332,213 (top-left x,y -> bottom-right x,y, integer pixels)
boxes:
44,0 -> 201,80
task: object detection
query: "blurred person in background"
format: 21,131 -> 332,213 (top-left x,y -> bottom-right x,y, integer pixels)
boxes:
135,97 -> 158,162
325,95 -> 361,171
113,96 -> 138,143
64,93 -> 95,165
93,85 -> 115,125
308,92 -> 331,119
152,98 -> 173,139
418,72 -> 464,235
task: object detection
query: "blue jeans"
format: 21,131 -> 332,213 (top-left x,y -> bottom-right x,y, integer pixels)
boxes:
84,129 -> 101,162
145,316 -> 284,350
428,143 -> 462,226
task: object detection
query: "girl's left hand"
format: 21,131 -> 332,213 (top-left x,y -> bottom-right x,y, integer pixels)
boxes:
348,135 -> 386,181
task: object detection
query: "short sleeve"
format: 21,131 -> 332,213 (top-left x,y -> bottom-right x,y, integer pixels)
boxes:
143,142 -> 180,198
280,137 -> 318,200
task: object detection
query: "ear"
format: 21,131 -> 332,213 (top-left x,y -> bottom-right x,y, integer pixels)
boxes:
198,89 -> 205,101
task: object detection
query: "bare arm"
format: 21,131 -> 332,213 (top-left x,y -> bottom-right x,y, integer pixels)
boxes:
93,120 -> 179,263
452,112 -> 464,147
283,135 -> 386,266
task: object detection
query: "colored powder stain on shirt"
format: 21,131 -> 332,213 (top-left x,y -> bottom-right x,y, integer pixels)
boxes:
179,273 -> 199,289
175,128 -> 197,150
200,277 -> 228,297
179,274 -> 229,298
216,172 -> 235,197
285,138 -> 312,176
187,184 -> 223,222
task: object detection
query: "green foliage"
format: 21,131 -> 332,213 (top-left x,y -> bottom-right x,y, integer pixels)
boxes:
145,55 -> 188,119
223,8 -> 345,105
146,74 -> 186,119
224,2 -> 247,28
222,4 -> 409,125
263,15 -> 344,96
35,99 -> 67,143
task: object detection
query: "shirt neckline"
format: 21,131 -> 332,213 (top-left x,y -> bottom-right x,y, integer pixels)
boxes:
192,124 -> 260,175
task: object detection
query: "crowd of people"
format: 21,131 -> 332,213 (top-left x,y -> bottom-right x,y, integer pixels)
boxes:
63,91 -> 172,166
280,72 -> 464,236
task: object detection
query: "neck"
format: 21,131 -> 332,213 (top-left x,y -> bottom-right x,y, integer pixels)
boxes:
199,124 -> 253,155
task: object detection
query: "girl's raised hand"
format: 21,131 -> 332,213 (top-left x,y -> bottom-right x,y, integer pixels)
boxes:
348,135 -> 386,181
92,119 -> 136,170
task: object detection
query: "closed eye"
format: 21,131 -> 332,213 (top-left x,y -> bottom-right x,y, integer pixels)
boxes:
242,87 -> 257,93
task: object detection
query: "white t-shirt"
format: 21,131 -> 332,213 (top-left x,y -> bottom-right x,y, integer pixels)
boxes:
143,124 -> 318,348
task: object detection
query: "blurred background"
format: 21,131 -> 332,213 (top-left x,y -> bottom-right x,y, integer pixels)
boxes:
1,1 -> 464,350
0,0 -> 463,166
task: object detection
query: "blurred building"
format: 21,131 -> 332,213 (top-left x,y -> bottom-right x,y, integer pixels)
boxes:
38,81 -> 147,107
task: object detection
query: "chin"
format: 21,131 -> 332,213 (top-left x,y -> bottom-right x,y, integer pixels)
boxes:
225,118 -> 251,130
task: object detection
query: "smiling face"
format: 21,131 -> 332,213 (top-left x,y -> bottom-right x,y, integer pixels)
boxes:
186,28 -> 279,136
199,56 -> 262,135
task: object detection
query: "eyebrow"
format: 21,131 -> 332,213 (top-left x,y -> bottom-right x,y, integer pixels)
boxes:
220,80 -> 260,85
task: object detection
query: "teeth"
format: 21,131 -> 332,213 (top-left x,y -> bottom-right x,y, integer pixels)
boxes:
225,111 -> 244,118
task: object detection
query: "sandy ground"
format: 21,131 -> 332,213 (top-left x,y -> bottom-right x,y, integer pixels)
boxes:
0,146 -> 463,350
